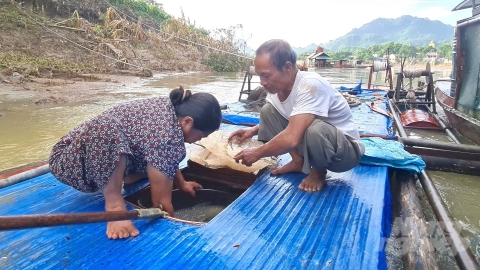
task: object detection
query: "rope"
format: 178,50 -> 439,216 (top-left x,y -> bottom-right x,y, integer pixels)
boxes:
373,61 -> 387,72
403,69 -> 424,79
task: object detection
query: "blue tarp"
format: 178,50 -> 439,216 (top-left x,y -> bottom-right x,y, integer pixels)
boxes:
222,114 -> 260,126
222,114 -> 424,173
360,137 -> 426,173
339,78 -> 363,93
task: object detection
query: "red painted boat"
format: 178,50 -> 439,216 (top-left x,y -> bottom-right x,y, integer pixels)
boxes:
400,109 -> 442,130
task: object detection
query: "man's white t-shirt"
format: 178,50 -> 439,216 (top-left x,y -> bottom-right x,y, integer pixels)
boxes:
266,71 -> 364,153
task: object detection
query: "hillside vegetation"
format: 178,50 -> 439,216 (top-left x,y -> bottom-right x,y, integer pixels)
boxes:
0,0 -> 251,80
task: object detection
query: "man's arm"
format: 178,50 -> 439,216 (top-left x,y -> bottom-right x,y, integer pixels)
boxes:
257,113 -> 315,157
234,114 -> 315,166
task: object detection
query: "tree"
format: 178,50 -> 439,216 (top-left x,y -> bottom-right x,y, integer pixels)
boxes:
437,43 -> 452,59
329,50 -> 352,60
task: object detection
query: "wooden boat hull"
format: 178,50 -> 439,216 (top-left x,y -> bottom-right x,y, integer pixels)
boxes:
435,87 -> 480,145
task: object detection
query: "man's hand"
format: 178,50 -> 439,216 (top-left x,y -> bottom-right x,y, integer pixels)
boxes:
233,147 -> 261,167
181,181 -> 202,196
228,125 -> 259,145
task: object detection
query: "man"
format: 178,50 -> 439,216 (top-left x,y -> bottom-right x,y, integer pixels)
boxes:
229,39 -> 364,192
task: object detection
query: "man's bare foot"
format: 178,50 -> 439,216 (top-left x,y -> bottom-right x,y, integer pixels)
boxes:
124,173 -> 147,185
106,220 -> 139,239
271,160 -> 303,175
271,150 -> 304,175
298,168 -> 327,192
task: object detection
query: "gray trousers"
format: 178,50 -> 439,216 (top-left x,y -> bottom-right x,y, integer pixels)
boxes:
258,103 -> 362,174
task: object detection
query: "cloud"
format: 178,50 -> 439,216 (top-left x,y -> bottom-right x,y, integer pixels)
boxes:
414,6 -> 454,21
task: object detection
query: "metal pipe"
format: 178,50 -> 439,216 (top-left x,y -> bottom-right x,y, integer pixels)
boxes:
425,105 -> 460,144
394,101 -> 436,105
399,137 -> 480,154
388,99 -> 408,137
0,164 -> 50,189
420,155 -> 480,176
417,171 -> 480,270
388,100 -> 480,269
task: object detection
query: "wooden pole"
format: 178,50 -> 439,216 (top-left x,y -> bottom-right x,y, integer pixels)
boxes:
368,65 -> 374,89
0,209 -> 167,231
390,169 -> 438,270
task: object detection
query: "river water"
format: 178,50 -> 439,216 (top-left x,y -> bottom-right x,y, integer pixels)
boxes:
0,67 -> 478,267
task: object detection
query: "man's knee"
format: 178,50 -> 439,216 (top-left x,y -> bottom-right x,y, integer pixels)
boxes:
305,121 -> 336,144
260,102 -> 276,117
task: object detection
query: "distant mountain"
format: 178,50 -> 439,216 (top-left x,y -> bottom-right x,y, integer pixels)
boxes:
292,43 -> 319,55
297,15 -> 454,52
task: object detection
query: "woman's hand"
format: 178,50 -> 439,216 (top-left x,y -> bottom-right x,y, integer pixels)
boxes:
181,181 -> 202,196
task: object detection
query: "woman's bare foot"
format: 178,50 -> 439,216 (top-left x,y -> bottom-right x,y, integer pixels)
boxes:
106,220 -> 140,239
124,173 -> 147,185
298,168 -> 327,192
103,154 -> 140,239
271,150 -> 304,175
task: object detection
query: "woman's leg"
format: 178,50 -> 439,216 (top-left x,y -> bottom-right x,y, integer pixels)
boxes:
123,173 -> 147,185
103,154 -> 139,239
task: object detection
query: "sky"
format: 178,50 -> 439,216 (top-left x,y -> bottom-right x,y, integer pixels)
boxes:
156,0 -> 471,49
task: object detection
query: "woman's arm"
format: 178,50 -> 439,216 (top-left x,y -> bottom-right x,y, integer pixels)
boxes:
147,164 -> 174,216
173,169 -> 202,196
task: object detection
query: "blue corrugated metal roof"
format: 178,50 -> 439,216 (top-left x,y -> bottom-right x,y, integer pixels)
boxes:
0,96 -> 393,269
0,158 -> 391,269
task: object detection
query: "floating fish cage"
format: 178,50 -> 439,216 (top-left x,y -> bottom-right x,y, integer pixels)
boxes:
125,160 -> 266,223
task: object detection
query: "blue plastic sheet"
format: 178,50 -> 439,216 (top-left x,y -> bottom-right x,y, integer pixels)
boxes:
339,78 -> 362,93
222,114 -> 259,126
360,137 -> 426,173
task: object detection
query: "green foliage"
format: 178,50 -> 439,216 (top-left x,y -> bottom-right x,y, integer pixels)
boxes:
297,51 -> 313,60
107,0 -> 170,25
327,41 -> 453,62
0,53 -> 92,73
328,50 -> 352,61
437,43 -> 452,58
204,53 -> 247,72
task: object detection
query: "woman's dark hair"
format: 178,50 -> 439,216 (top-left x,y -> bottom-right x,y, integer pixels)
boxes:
255,39 -> 297,72
169,86 -> 221,133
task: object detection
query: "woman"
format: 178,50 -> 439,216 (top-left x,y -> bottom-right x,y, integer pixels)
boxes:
49,86 -> 221,239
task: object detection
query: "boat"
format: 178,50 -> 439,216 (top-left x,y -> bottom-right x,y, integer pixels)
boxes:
2,72 -> 480,269
0,89 -> 418,269
435,0 -> 480,145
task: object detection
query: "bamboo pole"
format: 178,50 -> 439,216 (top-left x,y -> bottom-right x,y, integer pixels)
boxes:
0,208 -> 167,231
390,169 -> 438,269
0,164 -> 50,189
